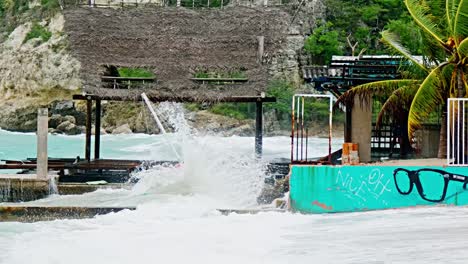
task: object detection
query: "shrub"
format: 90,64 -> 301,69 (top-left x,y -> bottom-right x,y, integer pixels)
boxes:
24,22 -> 52,44
117,67 -> 155,78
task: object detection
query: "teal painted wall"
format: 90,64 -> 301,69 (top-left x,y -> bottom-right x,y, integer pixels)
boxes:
289,165 -> 468,213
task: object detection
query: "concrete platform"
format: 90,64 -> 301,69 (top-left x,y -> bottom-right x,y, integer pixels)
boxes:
58,183 -> 132,195
0,174 -> 133,202
0,206 -> 136,222
0,174 -> 54,202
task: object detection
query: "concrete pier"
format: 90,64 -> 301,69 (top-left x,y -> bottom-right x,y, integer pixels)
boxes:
37,108 -> 48,179
0,206 -> 136,222
0,174 -> 53,202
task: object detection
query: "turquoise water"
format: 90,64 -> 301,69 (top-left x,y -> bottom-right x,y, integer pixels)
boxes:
0,129 -> 179,161
1,130 -> 468,263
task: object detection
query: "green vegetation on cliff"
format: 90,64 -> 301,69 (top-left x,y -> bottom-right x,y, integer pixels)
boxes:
305,0 -> 425,63
117,67 -> 155,78
23,22 -> 51,43
0,0 -> 60,40
185,80 -> 344,130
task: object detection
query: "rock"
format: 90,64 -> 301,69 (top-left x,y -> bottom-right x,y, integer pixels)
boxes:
105,126 -> 115,134
91,126 -> 107,135
225,124 -> 254,136
56,121 -> 81,135
52,101 -> 74,112
78,126 -> 86,134
63,115 -> 76,124
112,124 -> 132,134
64,124 -> 81,135
48,114 -> 64,128
56,121 -> 72,131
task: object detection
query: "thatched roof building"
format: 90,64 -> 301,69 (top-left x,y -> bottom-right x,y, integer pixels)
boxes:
64,6 -> 292,102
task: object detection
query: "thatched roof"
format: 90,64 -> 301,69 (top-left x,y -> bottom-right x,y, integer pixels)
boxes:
63,6 -> 292,102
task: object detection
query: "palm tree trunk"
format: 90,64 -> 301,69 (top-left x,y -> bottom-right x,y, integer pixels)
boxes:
438,108 -> 447,159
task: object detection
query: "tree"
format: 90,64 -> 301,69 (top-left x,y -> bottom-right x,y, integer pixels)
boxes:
304,22 -> 343,64
337,0 -> 468,159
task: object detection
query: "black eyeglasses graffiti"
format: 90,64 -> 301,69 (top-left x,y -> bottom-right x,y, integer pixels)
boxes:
393,168 -> 468,202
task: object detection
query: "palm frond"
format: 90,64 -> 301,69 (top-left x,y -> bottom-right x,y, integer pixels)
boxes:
447,0 -> 455,30
335,79 -> 421,108
376,85 -> 419,127
405,0 -> 447,44
458,37 -> 468,56
382,31 -> 428,72
453,0 -> 468,42
408,63 -> 450,137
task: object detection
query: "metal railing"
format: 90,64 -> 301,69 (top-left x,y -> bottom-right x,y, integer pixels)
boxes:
447,98 -> 468,166
291,94 -> 334,164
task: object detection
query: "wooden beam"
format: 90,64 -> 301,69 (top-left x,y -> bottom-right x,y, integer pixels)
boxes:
94,99 -> 101,159
85,99 -> 92,161
73,94 -> 276,103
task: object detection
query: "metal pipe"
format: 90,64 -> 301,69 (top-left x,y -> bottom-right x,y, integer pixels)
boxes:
458,100 -> 461,164
328,95 -> 333,163
142,93 -> 167,134
141,93 -> 181,160
305,128 -> 308,162
301,96 -> 305,161
463,101 -> 465,164
447,99 -> 451,165
291,96 -> 295,162
296,97 -> 300,161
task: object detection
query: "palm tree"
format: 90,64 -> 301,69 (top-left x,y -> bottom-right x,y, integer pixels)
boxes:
337,0 -> 468,158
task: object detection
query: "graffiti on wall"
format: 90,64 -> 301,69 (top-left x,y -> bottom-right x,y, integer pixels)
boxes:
335,168 -> 392,204
289,165 -> 468,213
393,168 -> 468,202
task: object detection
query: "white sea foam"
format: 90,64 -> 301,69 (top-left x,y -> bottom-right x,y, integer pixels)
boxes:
2,108 -> 466,263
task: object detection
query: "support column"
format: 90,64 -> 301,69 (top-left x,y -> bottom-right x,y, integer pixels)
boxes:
351,96 -> 372,163
37,108 -> 48,180
94,99 -> 101,160
255,100 -> 263,157
257,36 -> 264,64
85,99 -> 92,162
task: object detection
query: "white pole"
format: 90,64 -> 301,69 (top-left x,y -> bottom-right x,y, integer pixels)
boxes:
141,93 -> 181,160
37,108 -> 48,180
142,93 -> 167,134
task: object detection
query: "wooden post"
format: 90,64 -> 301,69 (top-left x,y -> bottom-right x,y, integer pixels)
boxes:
257,36 -> 264,64
37,108 -> 48,180
85,99 -> 92,162
94,99 -> 101,160
255,100 -> 263,157
345,104 -> 352,142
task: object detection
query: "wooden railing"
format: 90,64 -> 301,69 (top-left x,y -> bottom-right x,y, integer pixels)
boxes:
101,76 -> 156,89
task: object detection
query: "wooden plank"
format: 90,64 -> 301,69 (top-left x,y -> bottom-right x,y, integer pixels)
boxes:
190,77 -> 248,82
73,94 -> 276,103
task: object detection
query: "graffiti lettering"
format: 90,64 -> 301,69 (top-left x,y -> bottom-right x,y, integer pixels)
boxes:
335,168 -> 391,202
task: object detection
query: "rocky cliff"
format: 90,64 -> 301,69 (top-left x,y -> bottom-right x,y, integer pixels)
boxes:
0,1 -> 325,135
